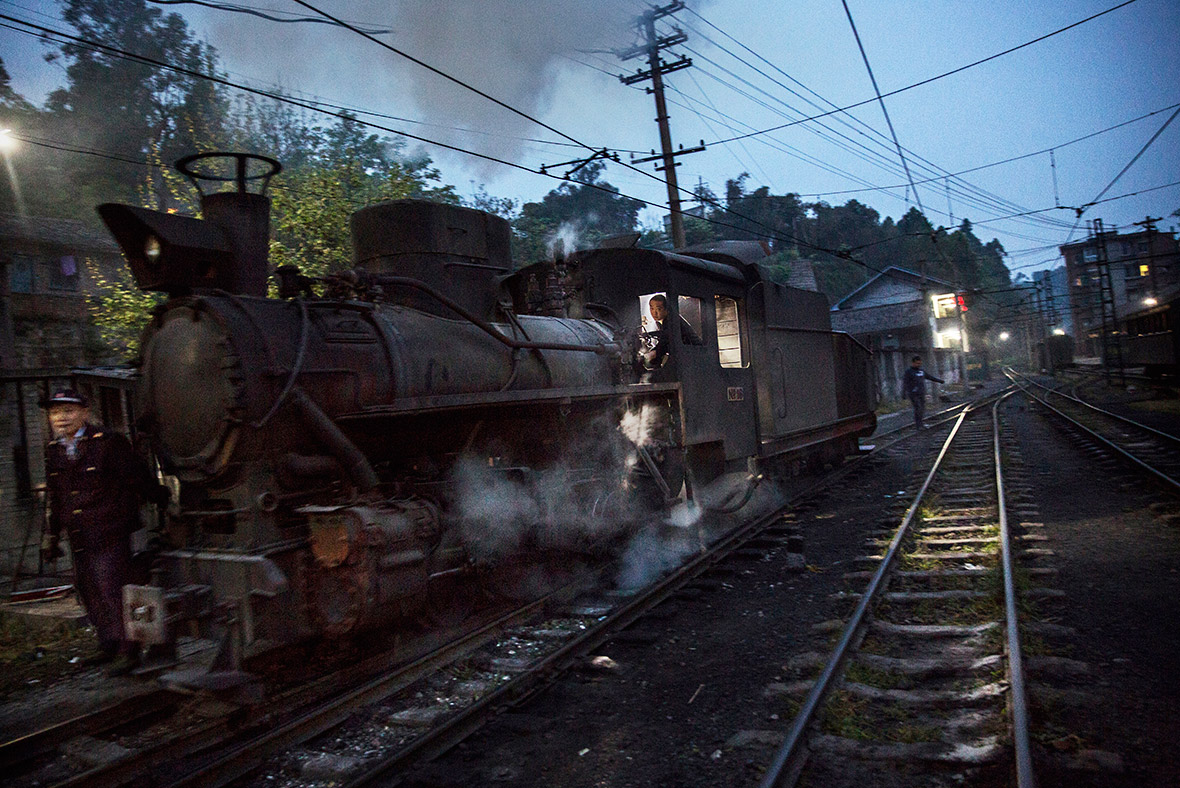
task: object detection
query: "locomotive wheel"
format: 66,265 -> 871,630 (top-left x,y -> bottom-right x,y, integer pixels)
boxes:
421,576 -> 478,629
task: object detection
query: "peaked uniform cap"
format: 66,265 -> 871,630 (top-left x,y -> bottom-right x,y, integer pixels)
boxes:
40,388 -> 89,408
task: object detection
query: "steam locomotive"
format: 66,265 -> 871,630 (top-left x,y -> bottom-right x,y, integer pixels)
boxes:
98,153 -> 875,679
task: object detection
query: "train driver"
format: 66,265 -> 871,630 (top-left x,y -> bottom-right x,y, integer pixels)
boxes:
642,294 -> 702,369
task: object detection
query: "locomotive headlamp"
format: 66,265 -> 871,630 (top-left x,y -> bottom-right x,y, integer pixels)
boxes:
97,202 -> 233,294
144,235 -> 163,264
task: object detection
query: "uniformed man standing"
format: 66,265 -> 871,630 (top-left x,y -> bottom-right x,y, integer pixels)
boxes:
902,355 -> 944,431
39,389 -> 164,676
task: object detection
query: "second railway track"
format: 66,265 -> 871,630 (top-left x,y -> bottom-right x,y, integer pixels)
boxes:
760,393 -> 1049,787
1008,369 -> 1180,495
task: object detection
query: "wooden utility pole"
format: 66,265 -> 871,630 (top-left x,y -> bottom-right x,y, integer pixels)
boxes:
619,1 -> 703,249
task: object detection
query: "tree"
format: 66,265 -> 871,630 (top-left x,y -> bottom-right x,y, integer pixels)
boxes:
269,117 -> 458,279
41,0 -> 226,209
513,162 -> 642,264
0,58 -> 32,111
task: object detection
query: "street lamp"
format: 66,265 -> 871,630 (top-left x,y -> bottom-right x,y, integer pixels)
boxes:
1052,328 -> 1066,336
0,128 -> 27,217
999,331 -> 1011,342
1143,297 -> 1158,307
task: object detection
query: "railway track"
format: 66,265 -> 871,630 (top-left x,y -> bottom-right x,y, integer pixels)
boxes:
5,389 -> 1006,788
1007,369 -> 1180,496
758,393 -> 1046,787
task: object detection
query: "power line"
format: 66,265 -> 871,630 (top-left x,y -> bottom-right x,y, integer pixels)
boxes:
278,0 -> 1056,284
287,0 -> 601,157
148,0 -> 391,33
766,101 -> 1180,203
707,0 -> 1140,146
668,12 -> 1079,235
840,0 -> 922,214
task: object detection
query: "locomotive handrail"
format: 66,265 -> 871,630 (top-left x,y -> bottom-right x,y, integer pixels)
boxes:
375,276 -> 616,356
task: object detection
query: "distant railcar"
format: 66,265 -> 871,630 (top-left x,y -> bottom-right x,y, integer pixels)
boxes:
1122,294 -> 1179,377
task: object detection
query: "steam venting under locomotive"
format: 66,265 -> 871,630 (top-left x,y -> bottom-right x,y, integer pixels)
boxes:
97,153 -> 876,682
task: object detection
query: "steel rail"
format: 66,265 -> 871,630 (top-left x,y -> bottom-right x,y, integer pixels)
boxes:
159,595 -> 561,788
758,406 -> 973,787
1007,372 -> 1180,495
345,494 -> 814,787
48,595 -> 556,788
1010,369 -> 1180,446
994,391 -> 1035,787
26,388 -> 1003,788
0,689 -> 179,772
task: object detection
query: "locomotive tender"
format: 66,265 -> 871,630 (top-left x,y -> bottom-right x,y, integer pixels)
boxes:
98,153 -> 875,675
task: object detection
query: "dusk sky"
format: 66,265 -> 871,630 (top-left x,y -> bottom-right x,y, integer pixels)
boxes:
2,0 -> 1178,280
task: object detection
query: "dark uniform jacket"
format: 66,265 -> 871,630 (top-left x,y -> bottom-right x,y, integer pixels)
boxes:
902,366 -> 943,398
45,424 -> 157,551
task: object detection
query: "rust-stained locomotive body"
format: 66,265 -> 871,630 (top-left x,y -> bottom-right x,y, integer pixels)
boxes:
98,154 -> 875,675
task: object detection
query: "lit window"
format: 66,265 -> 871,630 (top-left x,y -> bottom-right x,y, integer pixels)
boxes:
715,296 -> 745,368
1139,264 -> 1150,278
49,256 -> 79,292
931,292 -> 957,319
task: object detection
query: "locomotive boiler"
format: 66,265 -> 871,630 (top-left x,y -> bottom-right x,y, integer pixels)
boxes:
97,153 -> 875,679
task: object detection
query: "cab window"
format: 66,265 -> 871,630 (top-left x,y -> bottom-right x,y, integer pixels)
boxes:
716,295 -> 745,368
640,293 -> 665,333
678,296 -> 704,345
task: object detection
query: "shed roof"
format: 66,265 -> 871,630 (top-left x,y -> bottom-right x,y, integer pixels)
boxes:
831,266 -> 955,310
0,212 -> 120,253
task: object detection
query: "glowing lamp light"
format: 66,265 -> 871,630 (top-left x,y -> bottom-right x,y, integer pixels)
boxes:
999,331 -> 1011,341
144,235 -> 163,264
1143,297 -> 1158,307
1052,328 -> 1066,336
0,129 -> 16,154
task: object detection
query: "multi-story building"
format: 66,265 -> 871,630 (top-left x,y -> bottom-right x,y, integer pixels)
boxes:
1060,223 -> 1180,357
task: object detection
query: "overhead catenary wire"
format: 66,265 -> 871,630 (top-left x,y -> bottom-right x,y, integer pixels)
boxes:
840,0 -> 922,216
705,0 -> 1141,147
664,12 -> 1081,237
1058,104 -> 1180,247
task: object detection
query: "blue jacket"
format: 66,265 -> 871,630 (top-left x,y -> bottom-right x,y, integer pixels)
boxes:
903,366 -> 943,397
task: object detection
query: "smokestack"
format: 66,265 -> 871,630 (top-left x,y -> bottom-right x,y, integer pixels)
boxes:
200,191 -> 271,298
